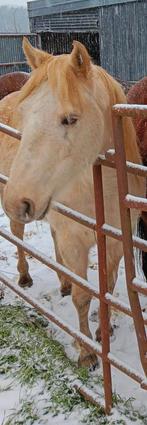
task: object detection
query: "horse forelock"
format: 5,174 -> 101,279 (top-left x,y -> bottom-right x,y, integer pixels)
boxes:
17,59 -> 51,105
47,55 -> 94,112
16,49 -> 134,140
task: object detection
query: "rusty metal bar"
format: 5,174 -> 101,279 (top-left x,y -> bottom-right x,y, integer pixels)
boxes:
124,194 -> 147,212
102,224 -> 147,253
131,278 -> 147,296
114,116 -> 147,375
0,272 -> 102,357
1,169 -> 147,253
52,201 -> 96,230
0,227 -> 99,300
0,173 -> 8,184
1,170 -> 147,297
0,123 -> 21,140
1,170 -> 147,286
108,353 -> 147,390
97,153 -> 147,178
0,61 -> 27,67
1,223 -> 147,325
113,104 -> 147,118
93,163 -> 112,414
1,271 -> 147,392
105,292 -> 147,325
72,379 -> 105,410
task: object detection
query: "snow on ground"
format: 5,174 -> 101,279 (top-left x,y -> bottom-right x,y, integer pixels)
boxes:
0,206 -> 147,423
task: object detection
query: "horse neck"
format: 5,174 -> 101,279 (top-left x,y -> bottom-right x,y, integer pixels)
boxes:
94,66 -> 141,165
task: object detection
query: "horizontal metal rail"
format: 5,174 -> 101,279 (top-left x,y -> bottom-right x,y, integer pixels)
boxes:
0,123 -> 21,140
113,104 -> 147,118
1,172 -> 147,254
1,272 -> 147,391
0,272 -> 101,357
52,201 -> 96,230
0,173 -> 8,184
0,61 -> 27,68
98,151 -> 147,178
1,225 -> 147,324
1,224 -> 147,326
124,194 -> 147,212
105,293 -> 147,324
0,227 -> 98,300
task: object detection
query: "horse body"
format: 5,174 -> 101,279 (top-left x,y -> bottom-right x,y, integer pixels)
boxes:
0,72 -> 29,101
127,76 -> 147,165
0,39 -> 145,367
127,77 -> 147,279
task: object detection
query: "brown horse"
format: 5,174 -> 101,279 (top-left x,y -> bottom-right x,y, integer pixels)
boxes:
127,77 -> 147,279
0,72 -> 29,100
127,77 -> 147,165
0,38 -> 145,368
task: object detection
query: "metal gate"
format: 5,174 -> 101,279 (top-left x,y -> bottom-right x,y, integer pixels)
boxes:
0,104 -> 147,414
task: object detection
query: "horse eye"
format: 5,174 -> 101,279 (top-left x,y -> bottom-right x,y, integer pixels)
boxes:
61,115 -> 78,126
61,117 -> 69,125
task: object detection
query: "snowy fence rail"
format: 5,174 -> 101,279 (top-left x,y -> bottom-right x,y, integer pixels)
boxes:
0,104 -> 147,415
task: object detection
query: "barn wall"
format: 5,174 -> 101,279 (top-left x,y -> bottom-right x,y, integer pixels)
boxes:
0,33 -> 37,75
99,1 -> 146,80
28,0 -> 142,17
29,8 -> 99,33
28,0 -> 146,81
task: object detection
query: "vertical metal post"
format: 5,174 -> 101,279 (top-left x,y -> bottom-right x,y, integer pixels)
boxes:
93,162 -> 112,414
114,116 -> 147,375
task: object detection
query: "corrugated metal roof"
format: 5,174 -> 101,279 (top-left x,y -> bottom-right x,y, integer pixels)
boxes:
27,0 -> 143,17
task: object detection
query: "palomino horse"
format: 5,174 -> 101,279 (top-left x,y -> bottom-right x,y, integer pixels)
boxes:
0,38 -> 145,368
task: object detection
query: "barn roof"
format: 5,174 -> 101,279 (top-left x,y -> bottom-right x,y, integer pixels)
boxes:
27,0 -> 142,18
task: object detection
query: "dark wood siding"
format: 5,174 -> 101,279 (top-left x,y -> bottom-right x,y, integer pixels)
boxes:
41,31 -> 100,64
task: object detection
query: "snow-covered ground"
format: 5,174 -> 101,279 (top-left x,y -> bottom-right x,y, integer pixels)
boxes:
0,206 -> 147,423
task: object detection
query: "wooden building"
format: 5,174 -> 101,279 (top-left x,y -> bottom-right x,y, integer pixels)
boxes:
27,0 -> 146,81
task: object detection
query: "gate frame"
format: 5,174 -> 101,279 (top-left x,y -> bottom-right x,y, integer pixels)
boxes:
0,103 -> 147,414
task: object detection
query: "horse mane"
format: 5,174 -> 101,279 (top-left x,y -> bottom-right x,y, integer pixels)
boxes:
17,61 -> 50,105
96,66 -> 142,164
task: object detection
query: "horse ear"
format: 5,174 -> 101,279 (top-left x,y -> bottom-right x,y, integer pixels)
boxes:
23,37 -> 50,70
70,41 -> 91,77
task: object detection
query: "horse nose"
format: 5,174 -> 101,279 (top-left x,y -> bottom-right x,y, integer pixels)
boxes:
19,198 -> 35,222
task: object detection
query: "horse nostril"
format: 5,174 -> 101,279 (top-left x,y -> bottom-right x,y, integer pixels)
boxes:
21,198 -> 35,222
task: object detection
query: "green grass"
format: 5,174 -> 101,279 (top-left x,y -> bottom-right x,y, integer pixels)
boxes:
0,303 -> 146,425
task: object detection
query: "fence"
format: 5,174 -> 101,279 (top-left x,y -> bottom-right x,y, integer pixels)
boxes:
0,33 -> 39,75
0,104 -> 147,414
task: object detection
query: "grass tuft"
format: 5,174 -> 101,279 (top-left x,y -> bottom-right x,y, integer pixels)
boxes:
0,304 -> 146,425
